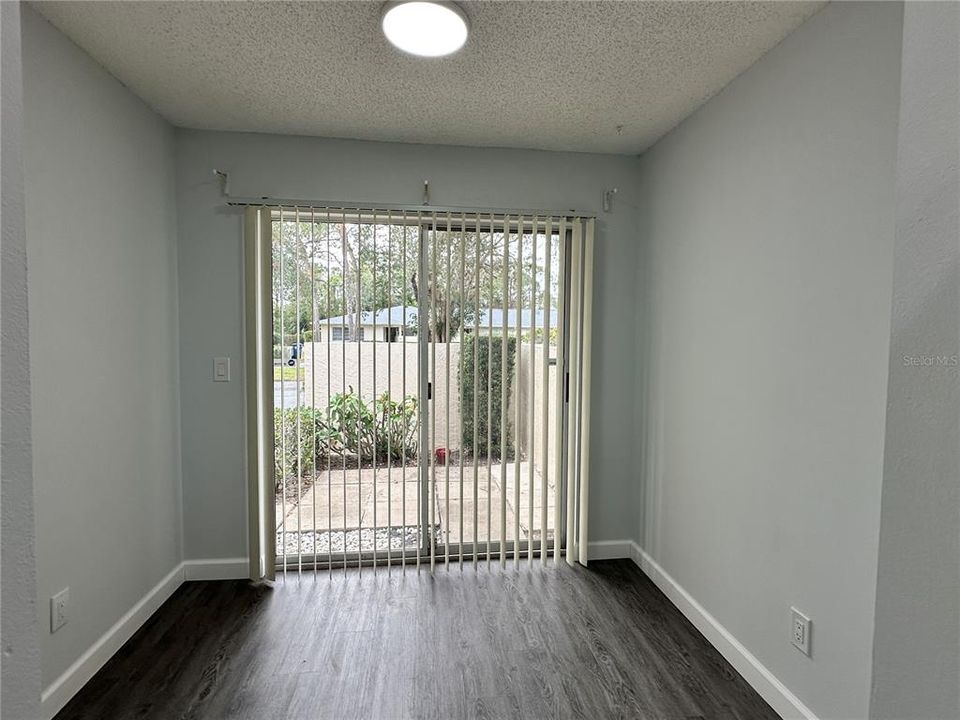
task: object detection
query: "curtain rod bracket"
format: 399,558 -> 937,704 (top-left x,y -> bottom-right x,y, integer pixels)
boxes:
213,169 -> 230,197
602,187 -> 618,213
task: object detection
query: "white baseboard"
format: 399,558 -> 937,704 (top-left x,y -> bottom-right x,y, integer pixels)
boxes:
39,556 -> 250,719
586,538 -> 635,560
40,562 -> 185,720
183,557 -> 249,581
630,542 -> 818,720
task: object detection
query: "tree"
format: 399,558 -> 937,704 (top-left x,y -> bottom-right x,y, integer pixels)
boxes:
413,225 -> 557,342
272,216 -> 559,346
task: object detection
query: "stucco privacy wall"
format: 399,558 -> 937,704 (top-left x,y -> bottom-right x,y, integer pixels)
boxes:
1,2 -> 42,717
634,3 -> 902,719
870,2 -> 960,717
175,129 -> 640,560
301,342 -> 462,451
301,341 -> 557,472
21,6 -> 182,692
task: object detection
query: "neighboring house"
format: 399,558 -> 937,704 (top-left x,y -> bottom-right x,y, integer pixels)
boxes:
314,305 -> 559,342
315,306 -> 414,342
473,308 -> 559,337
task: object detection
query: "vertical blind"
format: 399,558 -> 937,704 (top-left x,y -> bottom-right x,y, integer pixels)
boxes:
244,206 -> 594,578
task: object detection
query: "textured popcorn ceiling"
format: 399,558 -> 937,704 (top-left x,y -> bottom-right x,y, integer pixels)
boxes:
33,1 -> 825,155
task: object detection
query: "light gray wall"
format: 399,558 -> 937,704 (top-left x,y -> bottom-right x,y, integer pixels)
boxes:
21,6 -> 182,691
1,1 -> 42,717
870,3 -> 960,718
634,3 -> 902,718
174,129 -> 640,560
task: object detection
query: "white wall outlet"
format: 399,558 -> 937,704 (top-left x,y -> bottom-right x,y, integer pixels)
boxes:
51,588 -> 69,633
213,356 -> 231,382
791,606 -> 811,656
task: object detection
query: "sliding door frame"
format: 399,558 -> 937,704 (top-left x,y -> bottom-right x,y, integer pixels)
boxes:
244,206 -> 593,573
245,207 -> 277,581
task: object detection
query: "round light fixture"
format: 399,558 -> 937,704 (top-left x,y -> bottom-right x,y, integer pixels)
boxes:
381,1 -> 469,58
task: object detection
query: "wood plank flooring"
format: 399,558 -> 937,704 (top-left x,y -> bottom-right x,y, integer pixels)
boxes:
54,560 -> 779,720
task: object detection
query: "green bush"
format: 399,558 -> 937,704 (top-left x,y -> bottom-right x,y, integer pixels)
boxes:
521,327 -> 559,345
459,334 -> 516,459
274,407 -> 330,487
274,390 -> 418,486
328,388 -> 418,463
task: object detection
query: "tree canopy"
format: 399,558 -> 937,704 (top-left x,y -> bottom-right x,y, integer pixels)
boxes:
272,217 -> 559,348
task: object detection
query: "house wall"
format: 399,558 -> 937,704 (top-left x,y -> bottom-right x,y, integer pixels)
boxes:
870,2 -> 960,717
21,5 -> 182,703
515,344 -> 559,483
175,129 -> 640,561
301,341 -> 462,451
634,3 -> 902,718
314,324 -> 412,343
1,2 -> 42,717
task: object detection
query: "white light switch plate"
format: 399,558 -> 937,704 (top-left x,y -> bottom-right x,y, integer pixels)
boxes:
213,357 -> 231,382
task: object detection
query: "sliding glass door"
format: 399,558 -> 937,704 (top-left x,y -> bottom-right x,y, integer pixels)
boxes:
246,206 -> 592,576
420,214 -> 565,568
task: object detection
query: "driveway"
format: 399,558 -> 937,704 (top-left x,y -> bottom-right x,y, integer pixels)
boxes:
274,381 -> 301,408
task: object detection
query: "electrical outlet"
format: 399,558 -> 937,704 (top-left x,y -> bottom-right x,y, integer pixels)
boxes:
51,588 -> 69,633
791,607 -> 811,656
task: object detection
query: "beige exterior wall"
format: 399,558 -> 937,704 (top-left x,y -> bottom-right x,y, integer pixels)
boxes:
301,340 -> 559,467
302,341 -> 461,451
514,344 -> 560,483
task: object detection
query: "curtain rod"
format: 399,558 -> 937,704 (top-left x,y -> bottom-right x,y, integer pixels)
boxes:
225,196 -> 595,220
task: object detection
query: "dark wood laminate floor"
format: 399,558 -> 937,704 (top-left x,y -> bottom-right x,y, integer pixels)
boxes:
55,560 -> 779,720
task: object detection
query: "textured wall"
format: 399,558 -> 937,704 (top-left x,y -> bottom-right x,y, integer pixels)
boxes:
21,7 -> 182,693
870,3 -> 960,717
634,3 -> 902,717
1,2 -> 42,716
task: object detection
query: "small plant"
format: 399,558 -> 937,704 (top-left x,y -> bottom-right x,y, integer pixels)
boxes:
274,390 -> 419,488
328,388 -> 418,462
520,327 -> 559,345
274,407 -> 330,489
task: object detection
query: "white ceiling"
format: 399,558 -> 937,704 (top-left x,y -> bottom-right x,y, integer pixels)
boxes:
33,1 -> 825,155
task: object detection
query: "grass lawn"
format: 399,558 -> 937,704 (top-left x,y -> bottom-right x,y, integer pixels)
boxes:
274,365 -> 304,382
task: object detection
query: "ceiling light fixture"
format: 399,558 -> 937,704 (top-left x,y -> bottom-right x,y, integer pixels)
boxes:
381,1 -> 469,58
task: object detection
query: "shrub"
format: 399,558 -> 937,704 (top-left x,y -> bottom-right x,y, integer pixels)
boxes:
328,388 -> 418,462
274,390 -> 418,486
521,327 -> 559,345
274,407 -> 330,488
459,334 -> 516,459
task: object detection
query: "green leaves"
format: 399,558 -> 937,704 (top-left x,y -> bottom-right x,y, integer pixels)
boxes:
459,334 -> 517,459
274,389 -> 419,485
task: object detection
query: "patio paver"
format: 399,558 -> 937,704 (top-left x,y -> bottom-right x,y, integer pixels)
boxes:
276,461 -> 556,549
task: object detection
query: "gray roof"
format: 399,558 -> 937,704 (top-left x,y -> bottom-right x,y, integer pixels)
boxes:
322,306 -> 414,327
322,305 -> 558,329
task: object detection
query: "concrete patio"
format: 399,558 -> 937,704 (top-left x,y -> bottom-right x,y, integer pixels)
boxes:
276,460 -> 557,557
